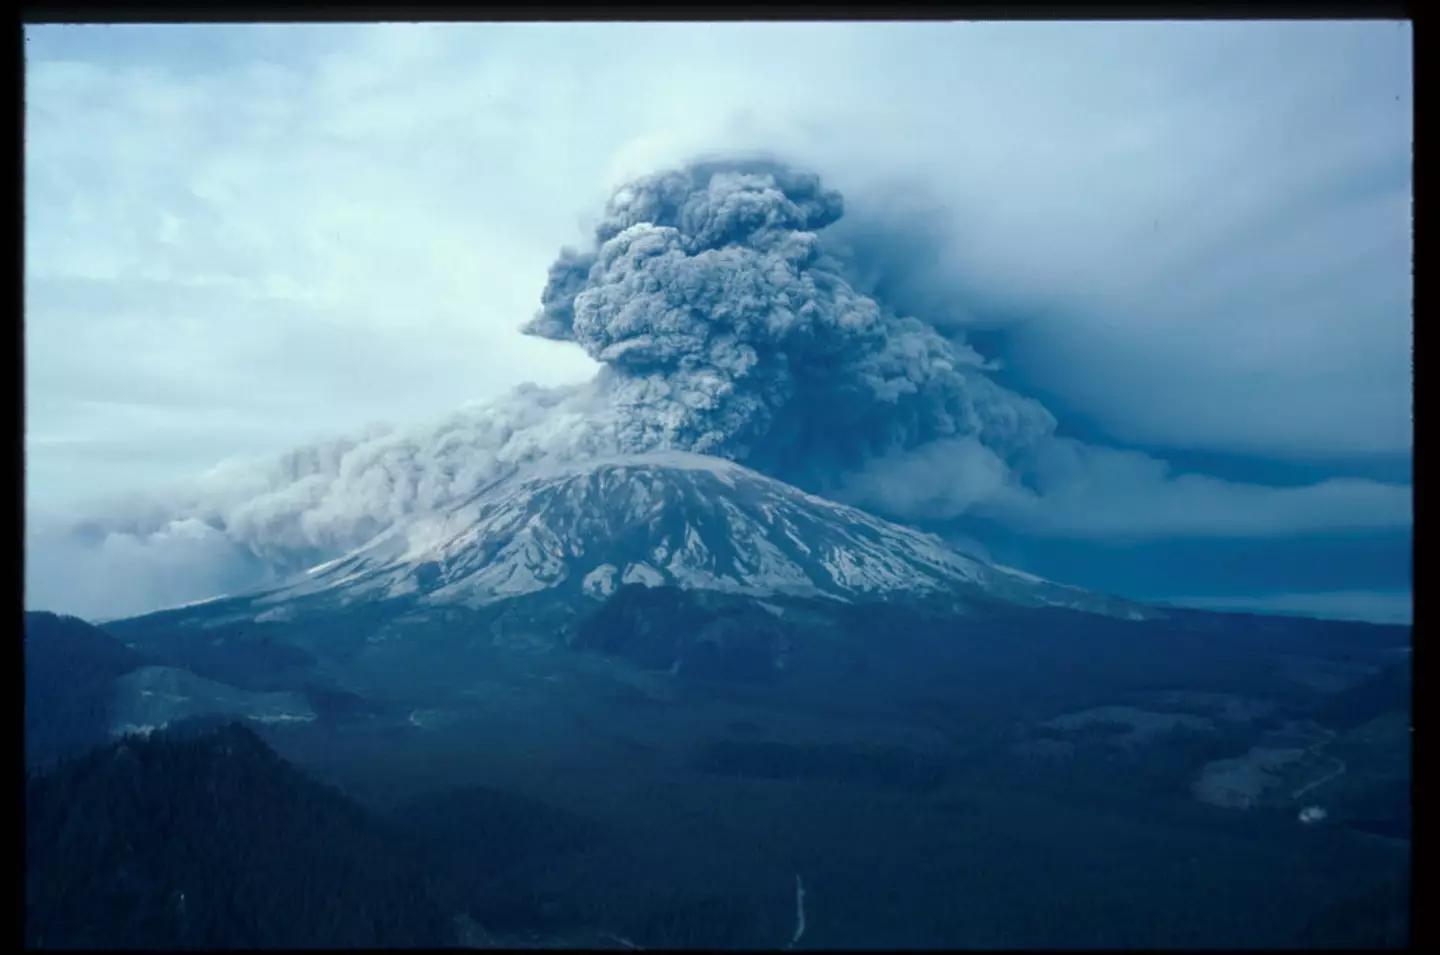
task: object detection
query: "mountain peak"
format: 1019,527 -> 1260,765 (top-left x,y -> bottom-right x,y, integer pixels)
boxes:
251,452 -> 1151,619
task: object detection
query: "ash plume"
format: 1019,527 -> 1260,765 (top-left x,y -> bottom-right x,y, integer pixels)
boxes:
32,158 -> 1058,618
525,157 -> 1055,483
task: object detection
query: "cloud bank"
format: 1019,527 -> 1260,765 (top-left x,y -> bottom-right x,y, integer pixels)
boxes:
845,436 -> 1412,538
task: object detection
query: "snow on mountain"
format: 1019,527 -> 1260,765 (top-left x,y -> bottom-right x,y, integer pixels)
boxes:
253,451 -> 1153,618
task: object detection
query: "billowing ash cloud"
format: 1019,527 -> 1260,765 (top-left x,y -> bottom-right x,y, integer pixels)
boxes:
32,159 -> 1053,617
523,158 -> 1055,483
30,157 -> 1406,621
41,381 -> 622,584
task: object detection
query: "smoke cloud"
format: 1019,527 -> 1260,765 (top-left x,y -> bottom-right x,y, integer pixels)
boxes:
26,157 -> 1410,619
524,158 -> 1055,482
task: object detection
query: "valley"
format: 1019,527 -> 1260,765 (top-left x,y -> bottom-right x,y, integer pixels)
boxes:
84,577 -> 1411,948
249,652 -> 1407,949
26,454 -> 1412,949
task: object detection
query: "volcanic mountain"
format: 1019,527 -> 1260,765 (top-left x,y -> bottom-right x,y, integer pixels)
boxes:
187,451 -> 1151,622
99,451 -> 1167,706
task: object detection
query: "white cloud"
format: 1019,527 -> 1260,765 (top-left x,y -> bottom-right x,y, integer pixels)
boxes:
841,436 -> 1411,539
999,439 -> 1412,538
840,438 -> 1022,522
24,512 -> 262,623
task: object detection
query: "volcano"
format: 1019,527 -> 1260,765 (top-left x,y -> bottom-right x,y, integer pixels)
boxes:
160,451 -> 1152,623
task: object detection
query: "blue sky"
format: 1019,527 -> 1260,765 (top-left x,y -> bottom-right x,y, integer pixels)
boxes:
23,21 -> 1412,623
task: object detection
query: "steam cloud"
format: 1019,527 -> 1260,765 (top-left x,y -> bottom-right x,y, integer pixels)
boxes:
27,157 -> 1404,619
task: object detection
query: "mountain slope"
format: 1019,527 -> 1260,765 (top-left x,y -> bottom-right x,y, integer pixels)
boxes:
25,612 -> 154,766
25,612 -> 357,766
25,722 -> 454,949
255,451 -> 1153,619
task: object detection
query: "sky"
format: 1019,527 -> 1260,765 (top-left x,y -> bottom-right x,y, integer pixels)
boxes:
23,21 -> 1413,624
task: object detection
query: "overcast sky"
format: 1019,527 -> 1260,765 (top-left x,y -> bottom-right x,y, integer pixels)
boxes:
24,21 -> 1412,623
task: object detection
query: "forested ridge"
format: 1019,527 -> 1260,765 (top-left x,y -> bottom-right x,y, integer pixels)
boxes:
25,723 -> 454,949
25,611 -> 153,767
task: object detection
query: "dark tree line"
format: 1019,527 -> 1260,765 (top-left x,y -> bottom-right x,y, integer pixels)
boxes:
24,612 -> 152,768
25,723 -> 455,949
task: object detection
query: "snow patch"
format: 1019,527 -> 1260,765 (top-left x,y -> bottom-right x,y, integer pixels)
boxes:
583,564 -> 620,599
305,555 -> 350,576
153,592 -> 233,614
622,562 -> 665,587
992,564 -> 1049,585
